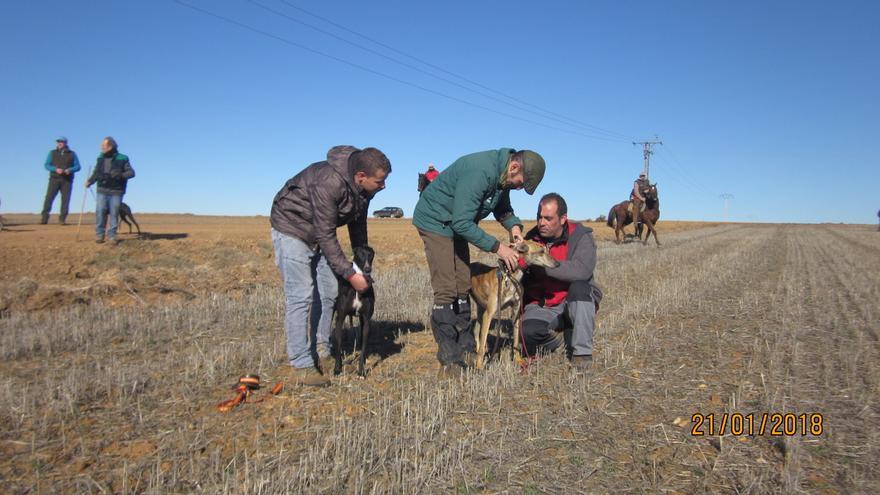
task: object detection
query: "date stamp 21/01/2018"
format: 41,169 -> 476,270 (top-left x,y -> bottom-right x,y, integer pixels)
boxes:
690,413 -> 824,437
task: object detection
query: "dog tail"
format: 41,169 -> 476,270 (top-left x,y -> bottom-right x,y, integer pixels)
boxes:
606,207 -> 615,228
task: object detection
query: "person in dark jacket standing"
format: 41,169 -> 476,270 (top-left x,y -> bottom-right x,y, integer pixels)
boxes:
519,193 -> 602,371
85,137 -> 135,244
270,145 -> 391,387
412,148 -> 545,377
41,137 -> 81,225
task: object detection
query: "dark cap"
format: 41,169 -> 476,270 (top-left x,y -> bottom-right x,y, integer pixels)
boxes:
56,136 -> 68,143
519,150 -> 545,195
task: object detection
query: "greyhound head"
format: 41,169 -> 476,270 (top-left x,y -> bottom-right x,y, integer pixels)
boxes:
514,240 -> 559,269
353,245 -> 375,274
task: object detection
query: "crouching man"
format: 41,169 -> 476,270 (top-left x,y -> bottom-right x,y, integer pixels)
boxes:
520,193 -> 602,370
270,146 -> 391,387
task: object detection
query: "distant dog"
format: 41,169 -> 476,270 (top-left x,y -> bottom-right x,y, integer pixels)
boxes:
332,245 -> 376,377
469,240 -> 559,369
118,202 -> 141,235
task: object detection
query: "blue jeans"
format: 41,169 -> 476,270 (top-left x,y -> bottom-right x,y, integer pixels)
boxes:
95,192 -> 123,239
271,228 -> 338,369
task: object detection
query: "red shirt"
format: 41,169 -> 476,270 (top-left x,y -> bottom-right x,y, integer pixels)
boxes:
522,222 -> 576,307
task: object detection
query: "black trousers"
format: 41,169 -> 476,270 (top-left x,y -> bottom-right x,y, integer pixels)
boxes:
41,175 -> 73,223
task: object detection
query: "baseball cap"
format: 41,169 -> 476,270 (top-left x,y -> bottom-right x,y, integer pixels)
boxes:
519,150 -> 545,195
56,136 -> 68,143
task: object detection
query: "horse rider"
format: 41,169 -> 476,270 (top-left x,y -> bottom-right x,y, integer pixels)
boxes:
425,163 -> 439,183
630,172 -> 650,234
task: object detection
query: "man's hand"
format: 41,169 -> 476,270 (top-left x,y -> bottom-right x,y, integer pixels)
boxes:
510,225 -> 524,244
85,181 -> 92,188
55,168 -> 63,174
496,243 -> 519,271
349,273 -> 370,293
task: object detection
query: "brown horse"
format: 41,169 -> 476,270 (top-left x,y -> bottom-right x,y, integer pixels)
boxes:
606,184 -> 660,246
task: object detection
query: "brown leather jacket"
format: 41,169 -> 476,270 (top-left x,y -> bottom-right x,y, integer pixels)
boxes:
270,146 -> 369,280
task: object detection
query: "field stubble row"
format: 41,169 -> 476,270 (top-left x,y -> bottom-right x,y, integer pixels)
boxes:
0,223 -> 877,493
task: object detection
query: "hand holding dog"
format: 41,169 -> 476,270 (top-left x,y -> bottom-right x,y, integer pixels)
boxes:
349,273 -> 370,293
496,243 -> 519,271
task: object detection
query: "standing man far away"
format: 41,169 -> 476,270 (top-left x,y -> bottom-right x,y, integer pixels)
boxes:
412,148 -> 545,377
270,146 -> 391,387
41,137 -> 81,225
519,193 -> 602,371
85,137 -> 134,245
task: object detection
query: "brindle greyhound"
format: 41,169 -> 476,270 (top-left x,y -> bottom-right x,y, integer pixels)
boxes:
469,240 -> 559,369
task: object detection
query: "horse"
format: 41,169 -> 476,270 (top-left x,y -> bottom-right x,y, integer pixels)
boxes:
417,173 -> 429,195
606,184 -> 661,246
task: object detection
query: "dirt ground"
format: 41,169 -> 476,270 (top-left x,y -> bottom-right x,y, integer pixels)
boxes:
0,214 -> 712,313
2,215 -> 877,493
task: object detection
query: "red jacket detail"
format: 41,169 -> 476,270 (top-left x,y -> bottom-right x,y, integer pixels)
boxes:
522,222 -> 576,307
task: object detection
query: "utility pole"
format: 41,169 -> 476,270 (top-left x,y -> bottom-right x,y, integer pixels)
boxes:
719,193 -> 734,222
632,139 -> 663,181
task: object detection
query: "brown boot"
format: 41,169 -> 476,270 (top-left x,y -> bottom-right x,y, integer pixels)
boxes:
461,352 -> 478,368
288,366 -> 331,387
569,355 -> 593,371
317,354 -> 336,375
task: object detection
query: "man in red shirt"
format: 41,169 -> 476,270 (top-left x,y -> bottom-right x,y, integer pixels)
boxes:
425,163 -> 439,182
520,193 -> 602,370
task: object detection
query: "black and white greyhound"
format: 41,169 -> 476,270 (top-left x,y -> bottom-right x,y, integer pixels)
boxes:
332,245 -> 376,377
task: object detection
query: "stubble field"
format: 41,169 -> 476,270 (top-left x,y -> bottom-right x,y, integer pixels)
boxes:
0,214 -> 877,493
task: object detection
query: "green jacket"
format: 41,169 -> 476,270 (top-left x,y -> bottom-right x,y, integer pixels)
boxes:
413,148 -> 522,252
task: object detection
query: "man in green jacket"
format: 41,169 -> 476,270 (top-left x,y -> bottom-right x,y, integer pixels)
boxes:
412,148 -> 545,376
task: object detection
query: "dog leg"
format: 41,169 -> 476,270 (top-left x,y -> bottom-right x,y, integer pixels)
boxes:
358,314 -> 369,377
512,303 -> 524,366
130,215 -> 141,235
475,298 -> 495,369
471,307 -> 483,368
333,310 -> 346,375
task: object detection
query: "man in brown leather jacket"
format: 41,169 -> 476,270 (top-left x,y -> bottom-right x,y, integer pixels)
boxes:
270,145 -> 391,387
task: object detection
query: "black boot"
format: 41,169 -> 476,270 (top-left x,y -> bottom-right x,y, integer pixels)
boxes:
454,297 -> 476,361
454,297 -> 472,332
431,303 -> 463,365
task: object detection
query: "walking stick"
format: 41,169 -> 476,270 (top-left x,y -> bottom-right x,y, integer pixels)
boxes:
75,167 -> 91,241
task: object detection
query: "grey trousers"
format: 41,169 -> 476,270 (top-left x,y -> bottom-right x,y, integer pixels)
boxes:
521,285 -> 596,357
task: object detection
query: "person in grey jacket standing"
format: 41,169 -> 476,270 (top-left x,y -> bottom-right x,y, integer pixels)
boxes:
85,137 -> 135,244
270,145 -> 391,387
41,136 -> 81,225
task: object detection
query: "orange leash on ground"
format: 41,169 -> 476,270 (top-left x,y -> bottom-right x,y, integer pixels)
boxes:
216,375 -> 283,413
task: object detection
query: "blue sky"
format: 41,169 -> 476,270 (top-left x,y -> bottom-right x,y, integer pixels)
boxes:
1,0 -> 878,223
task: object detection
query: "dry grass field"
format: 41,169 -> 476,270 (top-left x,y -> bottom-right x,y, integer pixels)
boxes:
1,214 -> 878,493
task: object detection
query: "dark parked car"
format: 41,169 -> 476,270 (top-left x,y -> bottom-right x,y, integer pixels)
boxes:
373,206 -> 404,218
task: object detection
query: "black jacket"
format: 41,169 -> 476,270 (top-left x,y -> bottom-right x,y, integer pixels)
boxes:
270,146 -> 369,280
86,151 -> 135,195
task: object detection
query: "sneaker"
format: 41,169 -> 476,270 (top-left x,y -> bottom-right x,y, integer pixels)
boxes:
289,366 -> 331,388
317,354 -> 336,375
95,237 -> 105,244
569,355 -> 593,371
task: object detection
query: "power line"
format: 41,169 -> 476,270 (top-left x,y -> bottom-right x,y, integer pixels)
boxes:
656,145 -> 715,194
174,0 -> 632,143
632,139 -> 662,181
271,0 -> 635,142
